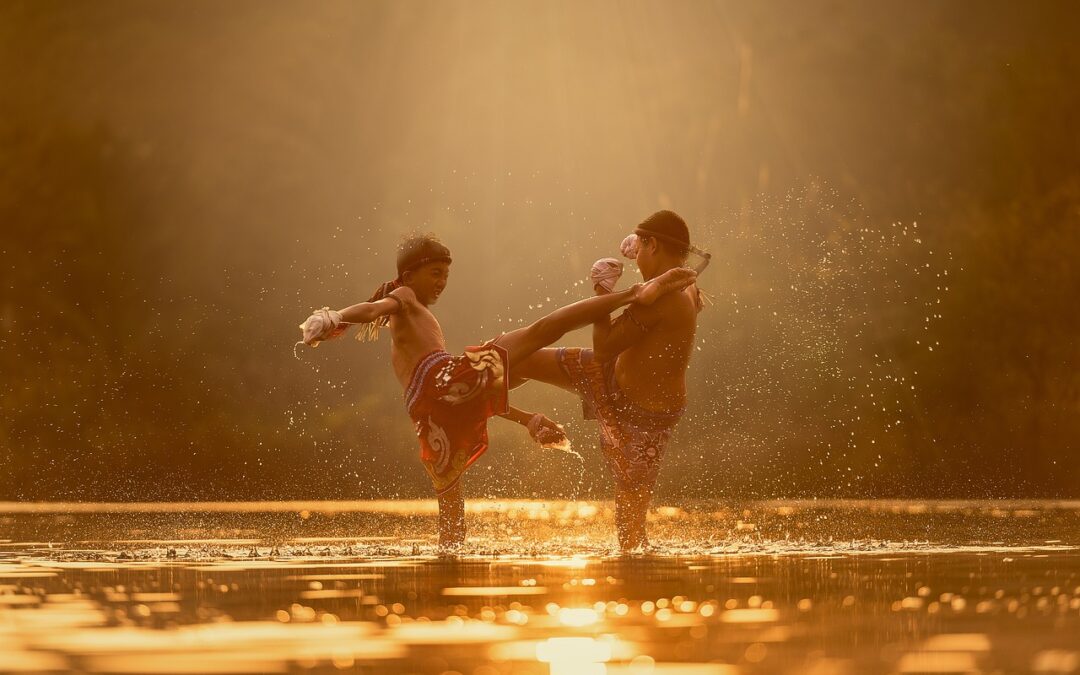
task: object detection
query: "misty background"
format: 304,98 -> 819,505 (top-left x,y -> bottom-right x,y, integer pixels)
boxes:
2,0 -> 1078,502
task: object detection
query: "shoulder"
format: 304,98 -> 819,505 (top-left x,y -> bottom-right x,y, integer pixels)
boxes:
389,285 -> 418,305
636,288 -> 696,321
623,292 -> 693,335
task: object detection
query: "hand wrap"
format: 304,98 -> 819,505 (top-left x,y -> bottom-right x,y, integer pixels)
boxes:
590,258 -> 624,293
299,307 -> 345,347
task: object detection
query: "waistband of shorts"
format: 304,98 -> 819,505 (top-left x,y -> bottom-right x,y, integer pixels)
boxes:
600,356 -> 682,423
595,352 -> 685,424
405,350 -> 452,413
560,347 -> 685,425
614,394 -> 685,426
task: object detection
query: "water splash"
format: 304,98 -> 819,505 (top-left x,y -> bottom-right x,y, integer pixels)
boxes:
537,439 -> 587,500
684,183 -> 948,498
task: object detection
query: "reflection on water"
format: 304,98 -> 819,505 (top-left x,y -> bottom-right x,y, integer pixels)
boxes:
1,500 -> 1078,674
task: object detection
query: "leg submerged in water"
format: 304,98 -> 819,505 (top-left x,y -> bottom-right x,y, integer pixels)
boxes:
438,482 -> 466,552
615,483 -> 654,552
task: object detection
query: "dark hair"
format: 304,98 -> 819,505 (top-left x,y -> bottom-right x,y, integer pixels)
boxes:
635,210 -> 690,259
396,233 -> 452,279
354,234 -> 452,338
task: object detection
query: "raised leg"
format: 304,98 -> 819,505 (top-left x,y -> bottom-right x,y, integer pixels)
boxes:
495,287 -> 636,366
437,482 -> 465,551
495,268 -> 695,367
508,348 -> 574,391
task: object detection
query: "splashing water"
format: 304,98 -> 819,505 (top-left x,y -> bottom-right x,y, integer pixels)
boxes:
538,437 -> 587,500
682,183 -> 948,498
280,182 -> 950,503
541,436 -> 574,454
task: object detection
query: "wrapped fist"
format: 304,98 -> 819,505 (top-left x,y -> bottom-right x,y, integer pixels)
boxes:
590,258 -> 624,294
527,413 -> 571,451
298,307 -> 345,347
620,233 -> 641,260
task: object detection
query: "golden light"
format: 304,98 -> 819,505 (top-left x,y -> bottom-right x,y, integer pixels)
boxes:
557,607 -> 599,627
536,637 -> 612,675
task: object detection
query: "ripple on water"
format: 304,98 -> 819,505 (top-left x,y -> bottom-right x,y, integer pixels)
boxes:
1,500 -> 1078,673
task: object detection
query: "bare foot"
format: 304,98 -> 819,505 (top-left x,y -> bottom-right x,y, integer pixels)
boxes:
633,267 -> 697,305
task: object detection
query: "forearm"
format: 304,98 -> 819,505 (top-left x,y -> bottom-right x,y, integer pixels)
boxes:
337,301 -> 382,324
592,314 -> 615,356
594,307 -> 650,362
499,405 -> 535,426
591,283 -> 617,353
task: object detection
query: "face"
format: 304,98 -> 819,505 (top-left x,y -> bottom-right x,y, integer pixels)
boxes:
634,235 -> 661,277
404,261 -> 450,305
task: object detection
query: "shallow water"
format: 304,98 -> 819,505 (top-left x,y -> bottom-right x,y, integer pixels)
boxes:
1,500 -> 1078,674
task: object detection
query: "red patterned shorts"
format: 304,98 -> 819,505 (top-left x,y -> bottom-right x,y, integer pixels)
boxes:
405,344 -> 510,495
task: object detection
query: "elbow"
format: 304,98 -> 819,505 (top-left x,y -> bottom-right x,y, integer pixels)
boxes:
347,304 -> 377,324
593,346 -> 617,363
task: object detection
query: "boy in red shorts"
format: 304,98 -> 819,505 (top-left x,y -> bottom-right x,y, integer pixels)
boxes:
299,234 -> 695,550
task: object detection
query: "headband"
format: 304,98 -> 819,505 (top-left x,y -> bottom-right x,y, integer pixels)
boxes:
629,229 -> 712,273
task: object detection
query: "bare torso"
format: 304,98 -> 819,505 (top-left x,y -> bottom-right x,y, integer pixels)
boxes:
387,287 -> 447,389
614,288 -> 698,412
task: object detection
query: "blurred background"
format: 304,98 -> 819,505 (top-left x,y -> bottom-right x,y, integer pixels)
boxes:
2,0 -> 1077,502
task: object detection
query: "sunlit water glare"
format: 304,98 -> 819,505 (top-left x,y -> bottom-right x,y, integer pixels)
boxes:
1,500 -> 1078,674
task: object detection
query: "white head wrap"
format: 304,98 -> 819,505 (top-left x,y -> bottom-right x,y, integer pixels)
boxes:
590,258 -> 624,293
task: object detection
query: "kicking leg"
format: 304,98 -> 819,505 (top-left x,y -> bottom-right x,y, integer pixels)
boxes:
495,267 -> 695,367
437,482 -> 465,551
508,348 -> 574,391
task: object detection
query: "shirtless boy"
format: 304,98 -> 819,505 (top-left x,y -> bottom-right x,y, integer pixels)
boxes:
510,211 -> 702,551
298,234 -> 695,550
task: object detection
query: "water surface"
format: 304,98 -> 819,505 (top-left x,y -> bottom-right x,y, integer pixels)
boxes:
1,500 -> 1078,674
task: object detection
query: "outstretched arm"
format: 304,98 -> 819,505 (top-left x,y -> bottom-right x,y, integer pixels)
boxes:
299,292 -> 405,346
337,296 -> 402,324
